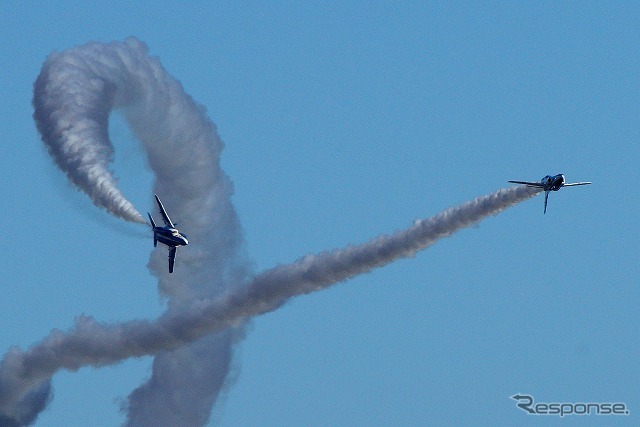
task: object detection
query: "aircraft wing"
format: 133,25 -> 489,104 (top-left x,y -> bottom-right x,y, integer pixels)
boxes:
563,182 -> 592,187
508,180 -> 545,188
168,247 -> 177,273
155,194 -> 175,228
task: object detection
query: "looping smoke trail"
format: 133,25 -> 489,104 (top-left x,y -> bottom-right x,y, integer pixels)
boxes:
33,42 -> 145,224
0,185 -> 539,425
28,38 -> 250,427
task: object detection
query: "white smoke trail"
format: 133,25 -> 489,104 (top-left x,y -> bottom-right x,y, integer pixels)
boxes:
29,38 -> 250,426
33,43 -> 144,224
0,184 -> 539,425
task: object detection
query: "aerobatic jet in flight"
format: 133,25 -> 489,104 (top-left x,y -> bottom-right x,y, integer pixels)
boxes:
148,194 -> 189,273
508,174 -> 591,214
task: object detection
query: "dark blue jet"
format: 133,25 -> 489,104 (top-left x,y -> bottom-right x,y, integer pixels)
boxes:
148,194 -> 188,273
509,174 -> 591,214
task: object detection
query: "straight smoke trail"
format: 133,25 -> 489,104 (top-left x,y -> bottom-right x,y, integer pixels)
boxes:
29,38 -> 250,427
0,184 -> 540,425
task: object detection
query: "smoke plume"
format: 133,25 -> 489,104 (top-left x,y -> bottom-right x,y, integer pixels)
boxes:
29,37 -> 250,426
0,184 -> 538,424
0,37 -> 541,426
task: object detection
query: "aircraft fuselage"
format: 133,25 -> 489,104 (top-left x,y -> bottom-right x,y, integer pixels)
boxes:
508,173 -> 591,214
148,194 -> 188,273
540,174 -> 566,191
153,226 -> 188,248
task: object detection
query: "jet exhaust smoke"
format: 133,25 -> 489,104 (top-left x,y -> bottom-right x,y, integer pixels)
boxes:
28,37 -> 250,427
3,36 -> 542,427
0,178 -> 539,424
33,43 -> 145,224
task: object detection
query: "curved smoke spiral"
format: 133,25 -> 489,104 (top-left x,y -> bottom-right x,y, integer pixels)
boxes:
30,37 -> 250,426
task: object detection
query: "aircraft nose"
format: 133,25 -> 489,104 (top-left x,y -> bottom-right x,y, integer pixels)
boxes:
183,238 -> 189,245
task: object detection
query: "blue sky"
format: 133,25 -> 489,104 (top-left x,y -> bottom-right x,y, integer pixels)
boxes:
1,2 -> 639,425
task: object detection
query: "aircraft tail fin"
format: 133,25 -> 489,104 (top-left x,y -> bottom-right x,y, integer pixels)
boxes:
544,191 -> 549,214
148,213 -> 157,247
147,212 -> 156,228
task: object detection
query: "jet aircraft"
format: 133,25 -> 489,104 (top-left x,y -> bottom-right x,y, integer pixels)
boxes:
148,195 -> 189,273
508,174 -> 591,214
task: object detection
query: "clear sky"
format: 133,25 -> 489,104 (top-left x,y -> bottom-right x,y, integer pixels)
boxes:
1,1 -> 639,425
